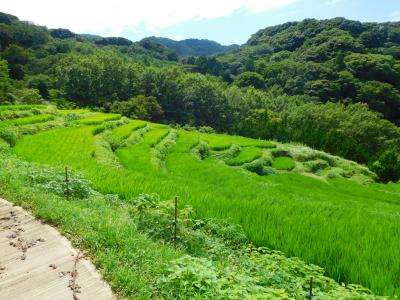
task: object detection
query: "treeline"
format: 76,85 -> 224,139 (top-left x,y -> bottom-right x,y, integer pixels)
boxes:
189,18 -> 400,126
0,12 -> 399,181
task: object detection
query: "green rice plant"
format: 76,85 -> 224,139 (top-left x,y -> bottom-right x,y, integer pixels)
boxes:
191,139 -> 211,160
0,151 -> 384,299
104,116 -> 129,130
92,125 -> 106,135
58,109 -> 90,115
76,112 -> 121,125
17,120 -> 65,136
212,143 -> 241,160
0,104 -> 47,111
0,109 -> 33,121
93,132 -> 122,168
0,153 -> 182,298
9,110 -> 400,297
200,133 -> 232,150
0,126 -> 19,146
151,130 -> 177,171
0,137 -> 9,151
170,130 -> 200,153
272,156 -> 296,171
149,128 -> 170,147
112,120 -> 148,141
242,158 -> 270,175
0,114 -> 55,128
125,125 -> 151,146
226,146 -> 263,166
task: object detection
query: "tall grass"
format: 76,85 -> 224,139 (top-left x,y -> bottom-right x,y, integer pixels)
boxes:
11,120 -> 400,297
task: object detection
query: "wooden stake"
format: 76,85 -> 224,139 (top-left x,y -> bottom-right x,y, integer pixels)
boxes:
173,196 -> 178,249
65,166 -> 70,200
306,276 -> 314,299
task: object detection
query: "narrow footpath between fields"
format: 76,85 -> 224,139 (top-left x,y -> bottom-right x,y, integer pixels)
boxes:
0,198 -> 114,300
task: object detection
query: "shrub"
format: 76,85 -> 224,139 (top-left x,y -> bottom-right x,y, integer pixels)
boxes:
370,150 -> 400,183
0,138 -> 9,151
103,132 -> 124,151
30,108 -> 41,115
92,125 -> 106,135
198,126 -> 216,134
243,158 -> 267,175
303,159 -> 329,173
263,166 -> 278,176
64,113 -> 82,121
271,149 -> 292,158
27,166 -> 94,199
192,141 -> 210,160
0,126 -> 19,147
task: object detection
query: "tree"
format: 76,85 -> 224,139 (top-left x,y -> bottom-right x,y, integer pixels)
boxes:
10,88 -> 43,104
359,29 -> 386,48
237,108 -> 281,139
0,24 -> 11,51
0,12 -> 18,25
1,44 -> 33,80
233,72 -> 265,89
344,53 -> 400,87
111,95 -> 163,121
0,59 -> 11,101
95,37 -> 133,46
8,21 -> 50,48
370,150 -> 400,183
356,80 -> 400,124
25,74 -> 53,99
50,28 -> 76,39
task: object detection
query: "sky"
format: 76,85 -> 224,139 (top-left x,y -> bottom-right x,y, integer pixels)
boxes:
1,0 -> 400,45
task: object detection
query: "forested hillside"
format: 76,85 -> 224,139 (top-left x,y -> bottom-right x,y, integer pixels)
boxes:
0,12 -> 399,182
141,36 -> 239,56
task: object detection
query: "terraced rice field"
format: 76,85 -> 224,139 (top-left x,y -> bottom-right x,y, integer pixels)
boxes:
2,106 -> 400,296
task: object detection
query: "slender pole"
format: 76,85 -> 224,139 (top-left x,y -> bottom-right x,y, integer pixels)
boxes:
173,196 -> 178,249
65,166 -> 70,200
306,276 -> 313,299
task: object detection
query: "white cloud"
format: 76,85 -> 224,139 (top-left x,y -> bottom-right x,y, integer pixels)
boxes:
325,0 -> 344,5
1,0 -> 298,36
389,10 -> 400,21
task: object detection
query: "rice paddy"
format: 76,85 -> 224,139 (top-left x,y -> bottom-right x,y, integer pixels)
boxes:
2,105 -> 400,297
75,112 -> 122,125
0,114 -> 55,128
272,156 -> 296,170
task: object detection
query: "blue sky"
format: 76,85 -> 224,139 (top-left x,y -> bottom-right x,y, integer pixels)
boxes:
138,0 -> 400,44
2,0 -> 400,45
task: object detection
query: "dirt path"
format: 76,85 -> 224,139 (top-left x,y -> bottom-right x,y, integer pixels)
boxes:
0,198 -> 114,300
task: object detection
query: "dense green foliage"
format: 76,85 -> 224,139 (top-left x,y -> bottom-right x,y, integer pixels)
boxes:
0,12 -> 399,181
142,36 -> 239,56
1,105 -> 399,296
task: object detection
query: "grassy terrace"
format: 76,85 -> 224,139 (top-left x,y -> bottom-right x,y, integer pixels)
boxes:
0,104 -> 47,111
0,114 -> 55,127
75,112 -> 122,125
1,105 -> 399,297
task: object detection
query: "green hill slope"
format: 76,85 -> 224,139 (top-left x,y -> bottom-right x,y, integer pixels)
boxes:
1,105 -> 399,297
141,37 -> 239,56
